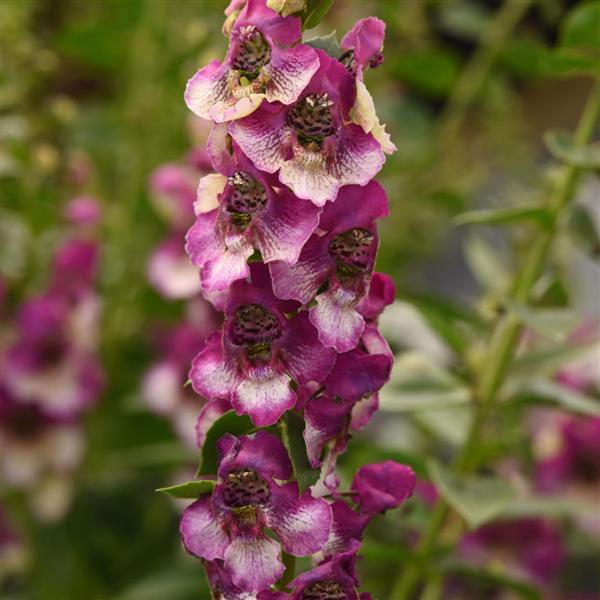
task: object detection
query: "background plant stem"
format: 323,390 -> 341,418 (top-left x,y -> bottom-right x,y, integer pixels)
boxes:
390,76 -> 600,600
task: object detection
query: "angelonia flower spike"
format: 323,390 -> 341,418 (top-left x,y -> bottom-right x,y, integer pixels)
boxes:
163,2 -> 415,595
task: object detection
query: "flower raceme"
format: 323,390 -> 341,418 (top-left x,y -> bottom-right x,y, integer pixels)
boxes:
173,1 -> 413,596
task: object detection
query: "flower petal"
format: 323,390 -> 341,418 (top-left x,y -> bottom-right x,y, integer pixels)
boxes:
201,232 -> 254,292
310,286 -> 365,353
323,500 -> 371,557
351,461 -> 416,515
190,332 -> 241,400
232,365 -> 296,427
217,430 -> 292,481
180,495 -> 229,560
267,482 -> 332,555
263,44 -> 319,106
281,312 -> 336,385
269,235 -> 331,304
194,173 -> 226,215
255,188 -> 321,265
356,272 -> 396,321
224,534 -> 285,593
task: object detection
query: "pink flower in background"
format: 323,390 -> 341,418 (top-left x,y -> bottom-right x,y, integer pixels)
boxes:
185,0 -> 319,122
180,432 -> 332,592
230,50 -> 385,205
63,196 -> 101,226
340,17 -> 386,78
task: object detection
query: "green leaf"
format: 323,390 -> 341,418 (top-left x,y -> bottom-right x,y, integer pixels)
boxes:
428,461 -> 517,529
463,235 -> 511,293
500,495 -> 599,519
280,412 -> 319,493
380,352 -> 471,412
453,205 -> 550,227
510,340 -> 599,377
568,205 -> 600,257
525,379 -> 600,416
302,0 -> 334,30
507,301 -> 578,343
414,406 -> 473,447
439,561 -> 541,600
305,31 -> 342,59
561,1 -> 600,51
544,130 -> 600,168
198,410 -> 254,476
156,478 -> 216,499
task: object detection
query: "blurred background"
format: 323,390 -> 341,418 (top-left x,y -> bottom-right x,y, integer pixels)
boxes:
1,1 -> 598,599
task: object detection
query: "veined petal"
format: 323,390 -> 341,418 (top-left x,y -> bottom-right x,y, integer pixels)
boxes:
350,393 -> 379,431
263,44 -> 319,106
255,189 -> 321,265
232,365 -> 295,427
310,287 -> 364,353
185,60 -> 265,123
224,534 -> 285,593
281,312 -> 336,385
269,236 -> 331,303
267,482 -> 332,556
323,500 -> 370,557
195,173 -> 226,215
190,332 -> 241,400
205,561 -> 263,600
180,495 -> 229,560
185,210 -> 222,267
201,233 -> 254,292
229,105 -> 289,174
217,430 -> 292,481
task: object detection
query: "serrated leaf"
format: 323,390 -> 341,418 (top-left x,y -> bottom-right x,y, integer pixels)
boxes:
544,130 -> 600,168
302,0 -> 334,30
156,479 -> 216,499
197,410 -> 254,476
453,205 -> 550,227
280,412 -> 319,493
507,301 -> 578,343
305,31 -> 342,59
428,461 -> 517,529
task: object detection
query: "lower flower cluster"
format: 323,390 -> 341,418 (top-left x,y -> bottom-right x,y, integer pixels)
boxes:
163,1 -> 415,596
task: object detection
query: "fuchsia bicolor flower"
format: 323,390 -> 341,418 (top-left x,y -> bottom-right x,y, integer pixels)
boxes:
190,265 -> 335,426
186,145 -> 321,293
230,50 -> 386,205
180,431 -> 332,592
340,17 -> 386,78
270,181 -> 389,352
185,0 -> 319,123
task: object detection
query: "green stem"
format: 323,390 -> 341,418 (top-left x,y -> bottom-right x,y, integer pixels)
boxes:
390,79 -> 600,600
437,0 -> 534,143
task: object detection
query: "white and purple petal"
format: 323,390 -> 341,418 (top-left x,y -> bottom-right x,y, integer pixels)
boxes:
180,495 -> 229,560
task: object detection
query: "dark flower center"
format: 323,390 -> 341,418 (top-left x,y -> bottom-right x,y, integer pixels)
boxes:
339,50 -> 357,76
231,26 -> 271,79
230,304 -> 282,362
222,469 -> 271,508
287,93 -> 337,150
226,171 -> 268,219
329,228 -> 374,277
4,403 -> 45,439
301,580 -> 348,600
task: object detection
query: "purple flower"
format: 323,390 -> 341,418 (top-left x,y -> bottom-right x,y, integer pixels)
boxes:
340,17 -> 386,78
205,560 -> 270,600
303,343 -> 392,467
283,545 -> 368,600
143,303 -> 220,447
190,265 -> 335,426
229,50 -> 386,205
185,0 -> 319,123
4,294 -> 104,419
351,460 -> 416,515
458,518 -> 565,586
63,196 -> 101,225
270,182 -> 388,352
148,232 -> 203,299
179,431 -> 332,592
50,238 -> 99,299
186,147 -> 321,293
149,163 -> 198,228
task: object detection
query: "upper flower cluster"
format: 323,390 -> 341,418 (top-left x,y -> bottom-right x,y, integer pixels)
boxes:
172,1 -> 410,596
